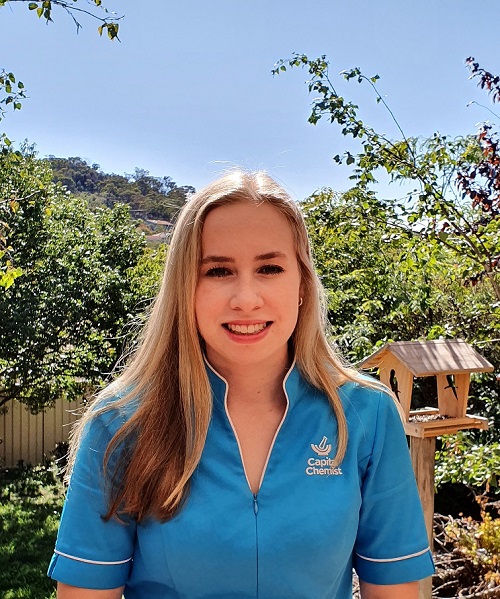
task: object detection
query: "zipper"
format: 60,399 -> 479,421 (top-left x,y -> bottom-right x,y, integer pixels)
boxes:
224,394 -> 290,495
205,358 -> 295,598
253,493 -> 259,597
224,388 -> 290,599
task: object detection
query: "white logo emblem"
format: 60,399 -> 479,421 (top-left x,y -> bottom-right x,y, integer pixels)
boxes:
311,436 -> 331,456
306,436 -> 342,476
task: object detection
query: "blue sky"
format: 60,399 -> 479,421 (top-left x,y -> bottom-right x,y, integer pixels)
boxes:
1,0 -> 500,200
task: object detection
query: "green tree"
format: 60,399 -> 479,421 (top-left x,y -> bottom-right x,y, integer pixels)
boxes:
49,158 -> 194,220
0,0 -> 122,287
0,146 -> 146,412
302,189 -> 469,358
273,55 -> 500,301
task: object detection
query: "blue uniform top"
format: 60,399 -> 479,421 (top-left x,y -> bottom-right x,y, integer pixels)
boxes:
48,362 -> 434,598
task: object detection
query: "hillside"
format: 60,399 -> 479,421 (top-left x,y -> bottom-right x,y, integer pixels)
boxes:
48,157 -> 195,222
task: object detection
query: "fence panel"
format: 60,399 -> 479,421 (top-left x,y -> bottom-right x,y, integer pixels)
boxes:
0,399 -> 83,468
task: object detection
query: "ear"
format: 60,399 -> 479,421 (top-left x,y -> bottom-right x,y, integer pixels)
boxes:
299,282 -> 305,303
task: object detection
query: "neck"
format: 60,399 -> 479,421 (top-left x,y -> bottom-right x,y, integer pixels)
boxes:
207,351 -> 292,406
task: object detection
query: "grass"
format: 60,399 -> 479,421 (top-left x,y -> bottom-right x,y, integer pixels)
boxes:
0,463 -> 63,599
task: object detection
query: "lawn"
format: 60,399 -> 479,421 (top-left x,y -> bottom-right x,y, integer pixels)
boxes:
0,464 -> 62,599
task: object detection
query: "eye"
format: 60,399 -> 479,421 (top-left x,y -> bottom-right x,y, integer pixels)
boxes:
205,266 -> 232,278
258,264 -> 284,275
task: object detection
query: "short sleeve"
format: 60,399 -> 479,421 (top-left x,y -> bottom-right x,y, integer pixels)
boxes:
353,391 -> 435,584
47,408 -> 137,590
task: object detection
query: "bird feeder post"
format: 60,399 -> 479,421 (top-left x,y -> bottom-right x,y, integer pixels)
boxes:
410,436 -> 436,599
360,340 -> 494,599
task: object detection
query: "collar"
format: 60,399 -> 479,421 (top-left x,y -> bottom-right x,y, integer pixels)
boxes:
203,356 -> 305,409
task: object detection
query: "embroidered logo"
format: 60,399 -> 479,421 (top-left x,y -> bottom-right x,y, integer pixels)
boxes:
311,436 -> 331,456
306,436 -> 342,477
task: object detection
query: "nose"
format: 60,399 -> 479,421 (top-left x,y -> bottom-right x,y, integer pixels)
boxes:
229,275 -> 263,311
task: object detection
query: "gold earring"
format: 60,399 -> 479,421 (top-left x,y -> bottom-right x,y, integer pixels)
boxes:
298,297 -> 303,307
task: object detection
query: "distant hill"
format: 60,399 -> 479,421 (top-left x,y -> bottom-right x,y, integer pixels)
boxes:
48,157 -> 195,222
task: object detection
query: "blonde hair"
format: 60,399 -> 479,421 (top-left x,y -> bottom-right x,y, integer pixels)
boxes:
67,170 -> 377,523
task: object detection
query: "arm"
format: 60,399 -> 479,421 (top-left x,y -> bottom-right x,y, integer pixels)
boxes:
353,389 -> 434,586
57,582 -> 124,599
360,580 -> 418,599
48,410 -> 136,591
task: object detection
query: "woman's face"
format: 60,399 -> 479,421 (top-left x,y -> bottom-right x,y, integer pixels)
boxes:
195,201 -> 302,375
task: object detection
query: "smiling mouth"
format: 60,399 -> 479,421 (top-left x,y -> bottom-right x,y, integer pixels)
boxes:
223,322 -> 272,335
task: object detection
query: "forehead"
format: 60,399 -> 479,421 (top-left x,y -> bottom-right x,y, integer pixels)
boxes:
201,201 -> 296,253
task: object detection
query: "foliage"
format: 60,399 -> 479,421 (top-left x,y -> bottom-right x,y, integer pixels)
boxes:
0,145 -> 146,412
302,188 -> 500,362
303,188 -> 423,358
435,432 -> 500,491
128,244 -> 168,303
0,463 -> 62,598
49,157 -> 194,221
0,0 -> 121,39
0,1 -> 122,288
433,512 -> 500,597
0,70 -> 25,121
273,54 -> 500,300
445,509 -> 500,588
453,513 -> 500,577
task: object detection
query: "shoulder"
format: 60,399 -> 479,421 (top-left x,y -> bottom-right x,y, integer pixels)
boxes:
77,388 -> 138,456
338,376 -> 396,418
337,377 -> 405,454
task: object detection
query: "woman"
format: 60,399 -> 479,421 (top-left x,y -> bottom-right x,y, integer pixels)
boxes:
49,170 -> 434,598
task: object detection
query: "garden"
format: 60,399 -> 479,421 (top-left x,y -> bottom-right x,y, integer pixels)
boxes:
1,6 -> 500,597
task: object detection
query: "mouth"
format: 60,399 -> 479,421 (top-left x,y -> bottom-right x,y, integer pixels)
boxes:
222,321 -> 272,335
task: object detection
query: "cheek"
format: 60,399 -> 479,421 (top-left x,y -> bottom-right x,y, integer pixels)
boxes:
194,283 -> 218,331
194,284 -> 204,329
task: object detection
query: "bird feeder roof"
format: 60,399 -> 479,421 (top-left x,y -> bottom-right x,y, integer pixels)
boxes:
359,339 -> 494,377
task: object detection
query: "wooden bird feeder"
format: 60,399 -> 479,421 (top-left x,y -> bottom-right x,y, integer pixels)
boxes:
359,339 -> 493,438
360,339 -> 494,599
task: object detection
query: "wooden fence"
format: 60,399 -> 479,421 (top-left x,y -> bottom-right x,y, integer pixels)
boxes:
0,399 -> 83,468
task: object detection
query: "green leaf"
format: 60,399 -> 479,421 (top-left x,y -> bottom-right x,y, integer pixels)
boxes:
106,23 -> 119,39
37,6 -> 43,17
28,2 -> 38,9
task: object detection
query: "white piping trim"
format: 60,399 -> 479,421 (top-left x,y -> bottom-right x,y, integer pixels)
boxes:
54,549 -> 132,566
356,546 -> 430,563
204,357 -> 226,381
203,359 -> 254,492
257,361 -> 295,490
205,356 -> 295,495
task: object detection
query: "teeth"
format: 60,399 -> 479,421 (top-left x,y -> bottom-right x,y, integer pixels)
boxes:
227,322 -> 268,334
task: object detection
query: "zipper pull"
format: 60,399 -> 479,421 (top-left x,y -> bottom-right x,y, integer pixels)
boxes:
253,493 -> 259,516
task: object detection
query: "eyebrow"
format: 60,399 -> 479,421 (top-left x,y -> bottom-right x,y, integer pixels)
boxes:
200,251 -> 287,265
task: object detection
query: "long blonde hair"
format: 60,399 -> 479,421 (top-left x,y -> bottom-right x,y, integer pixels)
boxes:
67,170 -> 375,523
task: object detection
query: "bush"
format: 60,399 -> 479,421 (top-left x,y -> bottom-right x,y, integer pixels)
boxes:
435,433 -> 500,493
0,463 -> 62,598
433,506 -> 500,597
